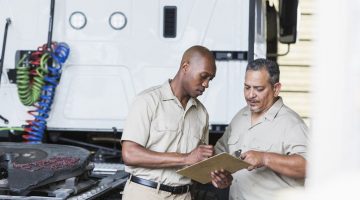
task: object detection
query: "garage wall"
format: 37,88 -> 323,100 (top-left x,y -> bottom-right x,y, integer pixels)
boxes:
278,0 -> 314,125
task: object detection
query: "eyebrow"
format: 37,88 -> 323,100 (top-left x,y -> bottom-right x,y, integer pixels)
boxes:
244,83 -> 264,88
202,72 -> 215,78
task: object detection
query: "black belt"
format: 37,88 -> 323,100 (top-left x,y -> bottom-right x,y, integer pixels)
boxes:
130,175 -> 191,194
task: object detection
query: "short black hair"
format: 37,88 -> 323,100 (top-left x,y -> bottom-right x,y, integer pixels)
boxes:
246,58 -> 280,85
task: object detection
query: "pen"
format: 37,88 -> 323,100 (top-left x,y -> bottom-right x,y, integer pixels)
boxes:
196,135 -> 208,145
199,138 -> 207,145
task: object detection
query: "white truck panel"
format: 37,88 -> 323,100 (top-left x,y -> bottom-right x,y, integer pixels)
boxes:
0,0 -> 266,131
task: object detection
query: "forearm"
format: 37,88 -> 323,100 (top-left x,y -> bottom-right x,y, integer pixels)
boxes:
263,153 -> 306,178
122,141 -> 189,168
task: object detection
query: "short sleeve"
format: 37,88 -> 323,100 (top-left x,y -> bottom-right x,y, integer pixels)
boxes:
284,122 -> 309,159
121,96 -> 154,146
215,124 -> 231,154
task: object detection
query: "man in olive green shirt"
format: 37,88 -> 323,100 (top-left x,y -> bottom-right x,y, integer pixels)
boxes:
215,58 -> 308,200
121,46 -> 233,200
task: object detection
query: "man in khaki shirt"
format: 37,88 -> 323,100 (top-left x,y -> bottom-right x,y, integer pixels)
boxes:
215,58 -> 309,200
121,45 -> 233,200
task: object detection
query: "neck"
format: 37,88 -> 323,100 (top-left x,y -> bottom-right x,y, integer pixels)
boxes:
250,97 -> 278,125
250,105 -> 271,125
251,111 -> 264,126
170,77 -> 190,108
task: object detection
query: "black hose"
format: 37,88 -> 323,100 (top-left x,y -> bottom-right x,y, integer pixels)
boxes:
47,0 -> 55,50
0,18 -> 11,85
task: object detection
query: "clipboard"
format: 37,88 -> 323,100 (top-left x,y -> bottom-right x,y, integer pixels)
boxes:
176,152 -> 250,184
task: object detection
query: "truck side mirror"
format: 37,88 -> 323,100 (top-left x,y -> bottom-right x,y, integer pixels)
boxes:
279,0 -> 299,44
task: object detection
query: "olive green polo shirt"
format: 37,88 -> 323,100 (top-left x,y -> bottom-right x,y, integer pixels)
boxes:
121,80 -> 209,186
215,97 -> 309,200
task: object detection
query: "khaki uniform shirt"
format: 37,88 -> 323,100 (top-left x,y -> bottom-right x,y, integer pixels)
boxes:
121,80 -> 209,186
215,97 -> 308,200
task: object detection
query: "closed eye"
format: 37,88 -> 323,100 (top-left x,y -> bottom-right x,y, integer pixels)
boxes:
200,73 -> 214,81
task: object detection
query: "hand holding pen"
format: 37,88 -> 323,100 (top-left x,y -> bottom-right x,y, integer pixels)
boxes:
184,137 -> 214,165
235,149 -> 265,170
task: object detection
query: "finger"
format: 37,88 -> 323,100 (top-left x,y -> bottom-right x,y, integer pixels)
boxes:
211,179 -> 219,188
212,178 -> 225,189
215,171 -> 227,180
219,169 -> 232,176
201,151 -> 214,158
201,150 -> 214,157
203,148 -> 214,153
219,169 -> 230,175
211,172 -> 223,182
199,145 -> 214,149
198,145 -> 213,152
240,152 -> 247,160
216,171 -> 233,185
211,172 -> 222,187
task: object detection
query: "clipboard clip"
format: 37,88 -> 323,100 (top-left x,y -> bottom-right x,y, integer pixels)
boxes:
234,149 -> 242,158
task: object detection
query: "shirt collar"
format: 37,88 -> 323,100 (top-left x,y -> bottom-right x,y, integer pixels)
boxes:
161,80 -> 176,100
263,97 -> 284,121
161,79 -> 198,108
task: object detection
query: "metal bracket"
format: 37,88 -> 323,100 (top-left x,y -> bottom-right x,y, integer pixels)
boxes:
212,51 -> 248,61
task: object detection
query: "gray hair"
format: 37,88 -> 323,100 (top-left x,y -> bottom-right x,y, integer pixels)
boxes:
246,58 -> 280,85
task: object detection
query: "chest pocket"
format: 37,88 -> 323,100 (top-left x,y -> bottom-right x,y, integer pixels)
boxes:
154,116 -> 180,131
248,137 -> 273,152
149,114 -> 180,150
227,135 -> 241,154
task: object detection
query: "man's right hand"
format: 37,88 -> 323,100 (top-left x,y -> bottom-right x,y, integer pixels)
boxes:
185,145 -> 214,165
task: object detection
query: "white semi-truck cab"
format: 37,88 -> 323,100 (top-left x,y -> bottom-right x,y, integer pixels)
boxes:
0,0 -> 298,142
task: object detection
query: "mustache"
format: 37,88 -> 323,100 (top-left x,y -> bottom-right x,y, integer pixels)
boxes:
246,98 -> 258,102
246,99 -> 259,104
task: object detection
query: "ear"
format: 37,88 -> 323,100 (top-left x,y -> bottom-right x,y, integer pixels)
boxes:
181,61 -> 189,72
273,82 -> 281,97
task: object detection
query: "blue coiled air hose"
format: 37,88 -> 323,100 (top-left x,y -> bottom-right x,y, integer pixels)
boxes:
23,43 -> 70,142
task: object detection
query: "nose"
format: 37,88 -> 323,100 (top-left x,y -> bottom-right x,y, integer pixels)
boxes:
248,88 -> 256,98
202,79 -> 210,88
